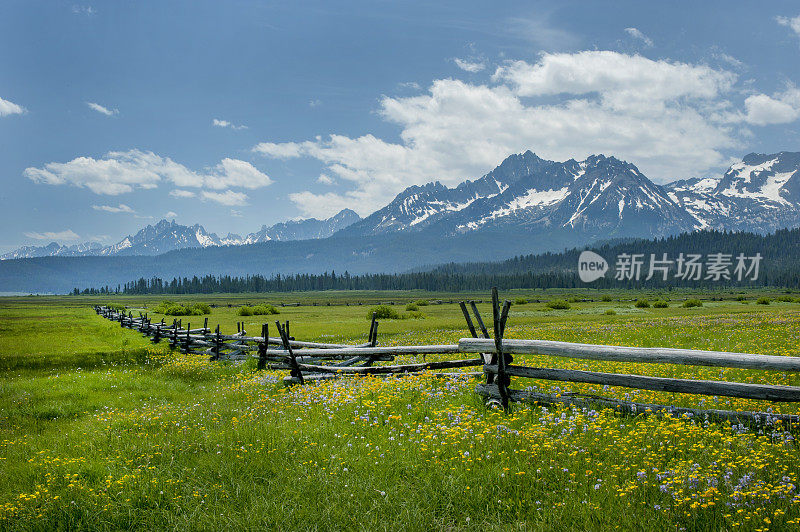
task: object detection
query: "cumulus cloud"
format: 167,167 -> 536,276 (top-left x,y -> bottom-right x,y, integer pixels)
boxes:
25,149 -> 272,196
742,86 -> 800,126
213,118 -> 248,130
205,158 -> 273,189
92,203 -> 135,213
164,211 -> 178,219
24,229 -> 81,241
454,58 -> 485,72
0,96 -> 25,116
493,51 -> 735,107
254,51 -> 770,216
776,15 -> 800,38
86,102 -> 118,116
624,27 -> 653,47
317,174 -> 335,185
201,190 -> 248,206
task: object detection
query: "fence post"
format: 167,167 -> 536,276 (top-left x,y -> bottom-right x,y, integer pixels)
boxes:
258,323 -> 268,370
171,319 -> 178,349
469,301 -> 495,385
276,321 -> 303,384
470,301 -> 490,339
369,311 -> 379,347
459,302 -> 478,338
211,324 -> 221,361
491,288 -> 512,409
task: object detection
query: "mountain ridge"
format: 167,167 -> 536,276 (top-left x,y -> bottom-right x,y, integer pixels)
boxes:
338,150 -> 800,240
2,209 -> 361,260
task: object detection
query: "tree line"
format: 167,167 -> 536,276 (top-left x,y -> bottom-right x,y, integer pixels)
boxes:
73,228 -> 800,294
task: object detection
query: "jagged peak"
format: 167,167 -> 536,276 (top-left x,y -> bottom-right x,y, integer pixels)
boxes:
332,208 -> 360,219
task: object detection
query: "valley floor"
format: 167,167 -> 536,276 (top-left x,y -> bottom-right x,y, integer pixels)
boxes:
1,289 -> 800,530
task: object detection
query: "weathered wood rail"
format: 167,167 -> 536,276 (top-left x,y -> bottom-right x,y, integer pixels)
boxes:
95,288 -> 800,424
94,305 -> 481,384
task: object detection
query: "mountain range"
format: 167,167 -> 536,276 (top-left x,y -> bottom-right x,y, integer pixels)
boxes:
9,149 -> 798,263
340,150 -> 800,238
2,149 -> 800,293
2,209 -> 361,260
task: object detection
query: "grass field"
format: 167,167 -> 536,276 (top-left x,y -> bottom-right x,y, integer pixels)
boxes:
2,289 -> 800,530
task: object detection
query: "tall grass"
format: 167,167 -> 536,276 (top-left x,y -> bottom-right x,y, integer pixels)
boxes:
1,293 -> 800,529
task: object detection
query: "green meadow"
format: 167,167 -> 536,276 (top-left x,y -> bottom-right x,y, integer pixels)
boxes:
2,289 -> 800,530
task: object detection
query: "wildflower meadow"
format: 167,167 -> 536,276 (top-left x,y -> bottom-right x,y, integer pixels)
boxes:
1,290 -> 800,530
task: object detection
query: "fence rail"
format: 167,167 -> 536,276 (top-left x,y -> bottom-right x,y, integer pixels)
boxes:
94,288 -> 800,424
460,338 -> 800,371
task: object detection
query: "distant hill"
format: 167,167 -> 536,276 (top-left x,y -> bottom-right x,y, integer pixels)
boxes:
81,228 -> 800,294
0,227 -> 584,294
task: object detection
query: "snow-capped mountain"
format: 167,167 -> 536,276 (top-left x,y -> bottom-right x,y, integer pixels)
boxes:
341,151 -> 697,239
2,209 -> 361,259
0,241 -> 104,260
242,208 -> 361,243
665,152 -> 800,231
6,150 -> 800,262
341,150 -> 800,240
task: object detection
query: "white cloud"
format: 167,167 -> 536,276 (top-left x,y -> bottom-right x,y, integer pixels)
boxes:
454,58 -> 485,73
288,191 -> 360,218
201,190 -> 248,206
25,149 -> 272,195
24,229 -> 81,241
230,209 -> 243,217
255,51 -> 761,216
776,15 -> 800,38
493,51 -> 735,107
742,86 -> 800,126
309,99 -> 322,108
170,189 -> 196,198
253,142 -> 304,159
92,203 -> 135,213
624,27 -> 653,47
213,118 -> 248,130
205,158 -> 273,189
164,211 -> 178,219
86,102 -> 118,116
0,96 -> 25,116
317,174 -> 335,185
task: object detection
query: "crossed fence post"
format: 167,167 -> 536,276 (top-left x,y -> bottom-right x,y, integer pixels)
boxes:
460,288 -> 512,409
276,320 -> 303,384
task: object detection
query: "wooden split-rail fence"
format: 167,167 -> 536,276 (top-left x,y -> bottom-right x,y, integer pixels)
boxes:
95,288 -> 800,425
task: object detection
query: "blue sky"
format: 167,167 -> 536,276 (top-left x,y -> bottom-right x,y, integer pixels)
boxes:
1,0 -> 800,253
